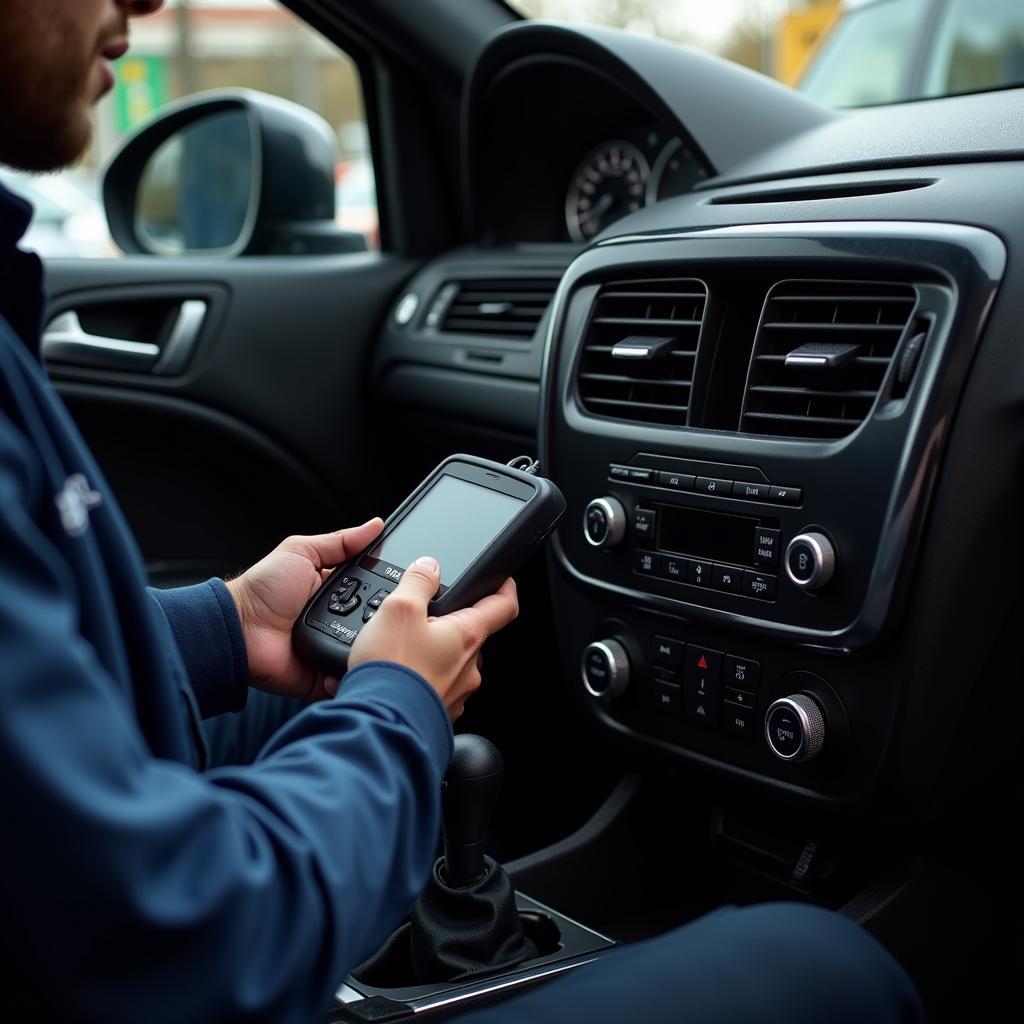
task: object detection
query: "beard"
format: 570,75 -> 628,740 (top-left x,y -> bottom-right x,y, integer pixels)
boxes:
0,4 -> 123,173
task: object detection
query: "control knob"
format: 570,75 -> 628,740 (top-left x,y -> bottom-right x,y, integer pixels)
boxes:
784,532 -> 836,591
764,694 -> 826,763
581,639 -> 630,699
582,497 -> 626,549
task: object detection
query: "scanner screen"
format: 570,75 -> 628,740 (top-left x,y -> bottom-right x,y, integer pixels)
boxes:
369,475 -> 525,586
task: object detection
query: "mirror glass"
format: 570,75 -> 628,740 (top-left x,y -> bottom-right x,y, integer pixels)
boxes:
135,110 -> 254,255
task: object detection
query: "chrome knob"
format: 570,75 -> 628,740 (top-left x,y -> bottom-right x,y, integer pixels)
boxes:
765,694 -> 826,763
582,497 -> 626,549
581,639 -> 630,699
784,532 -> 836,590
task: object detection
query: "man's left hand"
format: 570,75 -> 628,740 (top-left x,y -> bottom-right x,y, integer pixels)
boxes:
225,518 -> 384,700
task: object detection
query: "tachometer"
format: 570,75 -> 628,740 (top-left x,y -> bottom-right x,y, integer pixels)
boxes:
646,137 -> 708,204
565,140 -> 650,243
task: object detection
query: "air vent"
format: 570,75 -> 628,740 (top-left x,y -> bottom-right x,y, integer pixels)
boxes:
576,278 -> 707,425
740,280 -> 917,439
430,278 -> 559,340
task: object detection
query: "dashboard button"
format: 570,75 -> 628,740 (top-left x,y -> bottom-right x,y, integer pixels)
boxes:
582,639 -> 631,699
609,464 -> 630,479
785,532 -> 836,590
695,477 -> 732,496
653,678 -> 682,717
635,550 -> 657,575
688,558 -> 712,586
658,470 -> 695,491
712,564 -> 742,592
769,485 -> 802,505
724,686 -> 757,708
633,507 -> 657,539
765,704 -> 804,758
732,481 -> 769,501
627,467 -> 655,483
725,655 -> 760,689
723,703 -> 755,739
743,570 -> 777,601
652,635 -> 685,667
659,555 -> 688,582
754,527 -> 781,567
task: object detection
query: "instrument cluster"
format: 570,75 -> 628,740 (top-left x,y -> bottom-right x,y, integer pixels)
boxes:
564,126 -> 707,242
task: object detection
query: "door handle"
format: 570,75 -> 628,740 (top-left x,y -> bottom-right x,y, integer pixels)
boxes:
42,300 -> 207,375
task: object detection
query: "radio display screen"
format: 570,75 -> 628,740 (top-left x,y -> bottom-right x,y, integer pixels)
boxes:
658,506 -> 757,564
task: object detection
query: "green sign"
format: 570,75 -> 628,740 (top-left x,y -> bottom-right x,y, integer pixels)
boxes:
114,56 -> 170,134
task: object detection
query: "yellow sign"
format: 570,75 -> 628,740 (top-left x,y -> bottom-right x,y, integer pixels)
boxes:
776,2 -> 842,87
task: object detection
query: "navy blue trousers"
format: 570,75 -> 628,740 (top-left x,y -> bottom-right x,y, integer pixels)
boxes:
460,902 -> 922,1023
204,696 -> 923,1024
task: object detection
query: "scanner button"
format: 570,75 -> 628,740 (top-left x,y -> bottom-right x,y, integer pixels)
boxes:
363,606 -> 377,623
338,595 -> 361,616
336,576 -> 360,602
367,589 -> 390,610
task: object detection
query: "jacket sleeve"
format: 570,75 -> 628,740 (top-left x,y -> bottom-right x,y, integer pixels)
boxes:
0,436 -> 454,1024
149,579 -> 251,718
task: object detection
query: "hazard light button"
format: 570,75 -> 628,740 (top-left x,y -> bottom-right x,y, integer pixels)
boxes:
684,645 -> 722,727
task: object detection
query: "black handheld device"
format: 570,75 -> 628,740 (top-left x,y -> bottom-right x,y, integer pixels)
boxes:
293,454 -> 566,676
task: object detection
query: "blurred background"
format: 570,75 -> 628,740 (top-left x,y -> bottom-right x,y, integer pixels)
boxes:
3,0 -> 1021,257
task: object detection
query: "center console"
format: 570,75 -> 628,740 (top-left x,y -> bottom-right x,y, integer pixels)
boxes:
540,222 -> 1005,798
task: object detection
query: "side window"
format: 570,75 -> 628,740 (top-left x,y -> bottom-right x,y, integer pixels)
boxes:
921,0 -> 1024,98
6,0 -> 377,258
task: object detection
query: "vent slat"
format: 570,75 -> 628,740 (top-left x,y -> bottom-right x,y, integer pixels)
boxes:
740,280 -> 917,440
576,278 -> 707,426
592,317 -> 702,327
598,290 -> 706,300
433,277 -> 559,341
580,373 -> 693,387
749,385 -> 878,400
587,398 -> 689,414
762,321 -> 904,332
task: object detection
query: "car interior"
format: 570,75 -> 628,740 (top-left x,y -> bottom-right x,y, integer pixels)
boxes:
33,0 -> 1023,1019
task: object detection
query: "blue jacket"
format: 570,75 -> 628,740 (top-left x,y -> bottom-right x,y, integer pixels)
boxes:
0,184 -> 453,1022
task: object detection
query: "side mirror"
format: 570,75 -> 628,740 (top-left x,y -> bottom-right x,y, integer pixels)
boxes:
103,90 -> 368,256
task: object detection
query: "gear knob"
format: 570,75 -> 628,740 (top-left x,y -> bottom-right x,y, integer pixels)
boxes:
441,734 -> 503,886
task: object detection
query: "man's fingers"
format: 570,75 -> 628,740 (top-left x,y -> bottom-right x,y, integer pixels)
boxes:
448,578 -> 519,645
389,557 -> 441,613
289,518 -> 384,570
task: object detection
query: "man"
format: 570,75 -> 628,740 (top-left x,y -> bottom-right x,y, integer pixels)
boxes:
0,3 -> 923,1022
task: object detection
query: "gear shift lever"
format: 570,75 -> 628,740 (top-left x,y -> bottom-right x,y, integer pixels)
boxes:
354,734 -> 540,985
442,734 -> 503,886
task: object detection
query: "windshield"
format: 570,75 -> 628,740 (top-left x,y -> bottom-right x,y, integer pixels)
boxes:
508,0 -> 1024,106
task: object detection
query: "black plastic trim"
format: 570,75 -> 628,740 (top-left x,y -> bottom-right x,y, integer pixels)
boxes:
539,222 -> 1005,652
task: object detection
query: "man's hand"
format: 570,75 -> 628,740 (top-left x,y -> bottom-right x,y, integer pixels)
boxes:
226,519 -> 384,701
347,557 -> 518,720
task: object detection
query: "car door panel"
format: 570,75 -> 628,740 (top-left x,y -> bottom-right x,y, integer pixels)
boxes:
43,254 -> 417,585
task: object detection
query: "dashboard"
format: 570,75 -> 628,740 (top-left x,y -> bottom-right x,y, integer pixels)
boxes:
374,21 -> 1024,820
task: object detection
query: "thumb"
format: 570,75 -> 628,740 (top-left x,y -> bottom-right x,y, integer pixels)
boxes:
393,556 -> 441,610
288,518 -> 383,570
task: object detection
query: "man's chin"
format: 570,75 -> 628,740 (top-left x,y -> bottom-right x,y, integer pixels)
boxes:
2,114 -> 93,174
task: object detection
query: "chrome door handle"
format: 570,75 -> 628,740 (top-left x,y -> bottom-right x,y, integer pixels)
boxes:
42,300 -> 207,375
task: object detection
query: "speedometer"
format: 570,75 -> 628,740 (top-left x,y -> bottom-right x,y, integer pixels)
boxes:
565,140 -> 650,243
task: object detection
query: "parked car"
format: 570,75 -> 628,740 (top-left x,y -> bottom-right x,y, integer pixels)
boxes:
799,0 -> 1024,106
25,0 -> 1023,1020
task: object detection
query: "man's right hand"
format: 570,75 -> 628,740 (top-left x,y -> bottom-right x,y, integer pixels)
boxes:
341,556 -> 519,720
